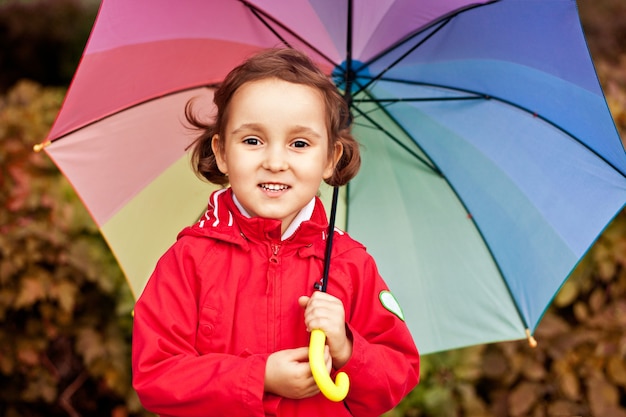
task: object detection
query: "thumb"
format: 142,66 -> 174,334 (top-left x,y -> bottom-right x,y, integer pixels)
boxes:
298,295 -> 310,309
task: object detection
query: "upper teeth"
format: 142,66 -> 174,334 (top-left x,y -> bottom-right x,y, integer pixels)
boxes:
261,184 -> 288,191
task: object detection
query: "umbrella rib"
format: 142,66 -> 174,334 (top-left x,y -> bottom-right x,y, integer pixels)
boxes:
351,105 -> 441,176
356,76 -> 626,177
362,0 -> 499,70
348,76 -> 443,175
245,5 -> 293,49
354,1 -> 500,97
353,18 -> 453,97
238,0 -> 338,69
354,96 -> 483,103
47,84 -> 221,143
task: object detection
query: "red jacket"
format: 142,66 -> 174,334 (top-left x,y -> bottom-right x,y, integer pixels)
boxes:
132,188 -> 419,417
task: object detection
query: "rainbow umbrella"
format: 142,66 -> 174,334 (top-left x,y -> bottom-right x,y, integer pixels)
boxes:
40,0 -> 626,355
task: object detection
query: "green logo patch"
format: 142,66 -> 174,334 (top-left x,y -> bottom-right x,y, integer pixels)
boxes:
379,290 -> 405,321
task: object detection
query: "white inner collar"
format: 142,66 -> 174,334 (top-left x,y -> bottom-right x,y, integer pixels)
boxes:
232,193 -> 315,241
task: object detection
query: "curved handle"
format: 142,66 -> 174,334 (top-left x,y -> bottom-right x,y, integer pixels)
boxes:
308,329 -> 349,402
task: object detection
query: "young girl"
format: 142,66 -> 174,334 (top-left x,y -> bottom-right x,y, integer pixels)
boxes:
132,48 -> 419,417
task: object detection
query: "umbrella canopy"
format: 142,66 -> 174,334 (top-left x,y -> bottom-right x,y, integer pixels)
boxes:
41,0 -> 626,355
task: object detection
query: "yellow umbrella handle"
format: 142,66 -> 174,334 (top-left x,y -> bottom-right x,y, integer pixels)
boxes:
309,329 -> 349,402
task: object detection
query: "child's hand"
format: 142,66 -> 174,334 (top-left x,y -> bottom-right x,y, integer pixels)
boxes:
264,346 -> 331,399
298,292 -> 353,368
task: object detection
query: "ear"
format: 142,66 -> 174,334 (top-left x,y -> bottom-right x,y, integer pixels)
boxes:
211,134 -> 228,175
323,141 -> 344,180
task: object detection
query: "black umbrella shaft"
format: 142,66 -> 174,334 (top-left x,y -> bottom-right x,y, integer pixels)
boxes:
321,0 -> 353,293
344,0 -> 354,107
321,186 -> 340,293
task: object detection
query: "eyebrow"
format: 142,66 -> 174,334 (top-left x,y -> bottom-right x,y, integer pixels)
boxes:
230,123 -> 323,139
230,123 -> 262,136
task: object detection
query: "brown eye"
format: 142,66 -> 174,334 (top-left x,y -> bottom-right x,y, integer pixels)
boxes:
243,137 -> 260,145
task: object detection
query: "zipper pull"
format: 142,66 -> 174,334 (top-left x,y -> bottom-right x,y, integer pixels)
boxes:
270,243 -> 280,263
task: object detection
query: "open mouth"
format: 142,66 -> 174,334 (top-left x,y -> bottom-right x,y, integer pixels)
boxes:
259,183 -> 289,192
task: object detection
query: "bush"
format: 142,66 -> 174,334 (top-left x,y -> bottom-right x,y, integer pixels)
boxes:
0,80 -> 150,417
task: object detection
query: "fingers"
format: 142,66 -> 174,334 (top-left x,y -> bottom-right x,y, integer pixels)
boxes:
298,295 -> 310,309
265,348 -> 321,399
288,346 -> 311,360
301,292 -> 345,334
300,292 -> 353,368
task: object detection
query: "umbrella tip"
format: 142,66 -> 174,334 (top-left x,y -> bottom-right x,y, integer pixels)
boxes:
525,328 -> 538,348
33,140 -> 51,152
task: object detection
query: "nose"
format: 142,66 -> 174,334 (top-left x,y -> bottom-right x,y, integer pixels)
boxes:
262,144 -> 289,172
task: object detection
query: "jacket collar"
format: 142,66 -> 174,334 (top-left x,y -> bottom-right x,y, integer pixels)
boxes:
232,193 -> 316,241
187,188 -> 331,254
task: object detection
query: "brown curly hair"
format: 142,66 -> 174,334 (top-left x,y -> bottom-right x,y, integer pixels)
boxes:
186,47 -> 361,187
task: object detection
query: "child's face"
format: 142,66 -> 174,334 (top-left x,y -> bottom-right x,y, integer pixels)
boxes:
212,77 -> 342,233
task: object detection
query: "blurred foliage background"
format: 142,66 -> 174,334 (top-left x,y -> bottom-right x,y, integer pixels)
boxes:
1,0 -> 625,416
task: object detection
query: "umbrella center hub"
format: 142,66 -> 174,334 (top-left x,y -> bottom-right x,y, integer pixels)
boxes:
332,60 -> 369,96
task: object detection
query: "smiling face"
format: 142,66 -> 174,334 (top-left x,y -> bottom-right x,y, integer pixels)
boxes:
212,78 -> 342,233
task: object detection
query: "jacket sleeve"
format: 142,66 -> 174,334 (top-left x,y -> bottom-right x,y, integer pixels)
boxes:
337,250 -> 420,417
132,238 -> 269,417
